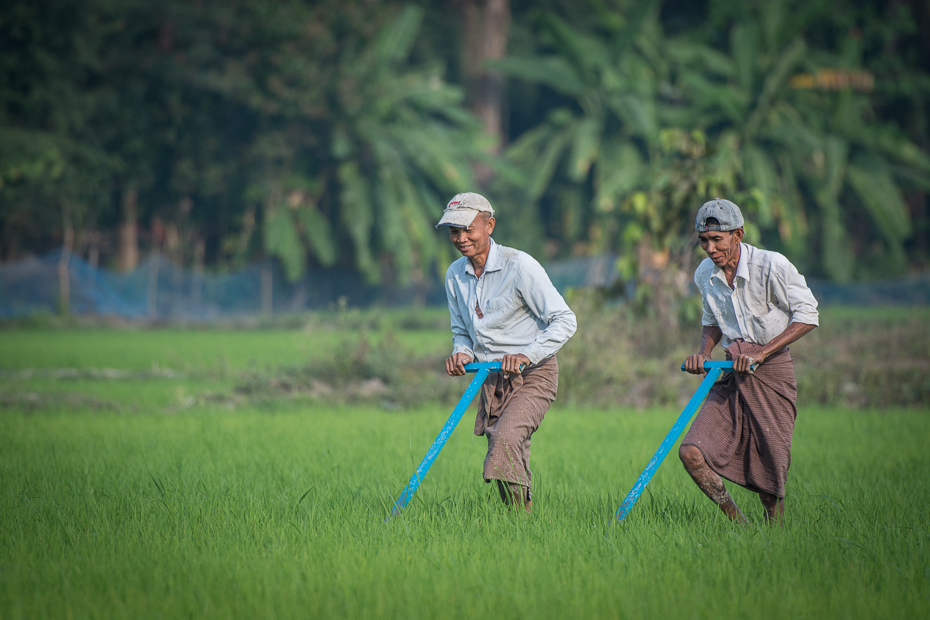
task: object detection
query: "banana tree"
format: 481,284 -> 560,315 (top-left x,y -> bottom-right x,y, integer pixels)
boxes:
668,0 -> 930,279
202,2 -> 486,285
325,5 -> 484,285
491,1 -> 666,255
490,1 -> 750,320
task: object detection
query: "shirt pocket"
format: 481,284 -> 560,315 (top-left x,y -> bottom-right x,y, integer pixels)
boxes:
481,294 -> 522,320
750,307 -> 788,342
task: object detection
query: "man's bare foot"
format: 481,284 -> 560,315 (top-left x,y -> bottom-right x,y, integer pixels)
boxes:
496,480 -> 532,514
759,491 -> 784,525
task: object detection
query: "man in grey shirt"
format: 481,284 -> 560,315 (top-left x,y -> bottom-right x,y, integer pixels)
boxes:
437,192 -> 577,513
681,198 -> 819,524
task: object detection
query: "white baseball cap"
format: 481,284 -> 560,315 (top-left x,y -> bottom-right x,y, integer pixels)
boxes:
435,192 -> 495,229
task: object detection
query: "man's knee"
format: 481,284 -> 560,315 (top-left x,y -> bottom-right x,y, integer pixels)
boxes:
678,444 -> 705,470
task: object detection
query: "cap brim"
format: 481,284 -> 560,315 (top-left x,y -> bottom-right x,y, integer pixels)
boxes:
435,209 -> 479,229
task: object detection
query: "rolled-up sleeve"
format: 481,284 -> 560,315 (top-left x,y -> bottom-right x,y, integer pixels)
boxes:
772,260 -> 819,326
694,264 -> 718,327
515,258 -> 577,365
446,274 -> 476,360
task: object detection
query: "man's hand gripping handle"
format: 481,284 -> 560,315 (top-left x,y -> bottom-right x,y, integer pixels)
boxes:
680,360 -> 759,374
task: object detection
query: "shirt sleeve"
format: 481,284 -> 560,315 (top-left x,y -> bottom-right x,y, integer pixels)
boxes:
514,256 -> 577,365
770,257 -> 819,327
446,270 -> 476,360
695,263 -> 718,327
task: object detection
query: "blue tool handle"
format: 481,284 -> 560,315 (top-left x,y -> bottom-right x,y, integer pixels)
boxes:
615,365 -> 723,522
679,360 -> 758,373
390,363 -> 507,519
464,362 -> 502,372
389,360 -> 531,519
464,361 -> 525,373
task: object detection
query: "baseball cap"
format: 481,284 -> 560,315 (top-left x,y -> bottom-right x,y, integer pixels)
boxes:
435,192 -> 495,229
695,198 -> 744,232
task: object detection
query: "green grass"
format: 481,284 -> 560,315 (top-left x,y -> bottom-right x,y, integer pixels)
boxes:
0,321 -> 928,619
1,405 -> 928,619
0,328 -> 448,372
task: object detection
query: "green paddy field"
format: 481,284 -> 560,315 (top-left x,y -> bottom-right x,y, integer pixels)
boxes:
1,312 -> 928,619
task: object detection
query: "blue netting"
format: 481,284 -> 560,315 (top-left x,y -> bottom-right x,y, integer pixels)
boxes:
0,250 -> 449,320
1,250 -> 927,320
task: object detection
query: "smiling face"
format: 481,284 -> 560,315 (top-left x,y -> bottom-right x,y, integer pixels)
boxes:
448,213 -> 495,260
698,226 -> 744,270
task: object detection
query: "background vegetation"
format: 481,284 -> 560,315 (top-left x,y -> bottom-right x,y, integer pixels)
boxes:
2,305 -> 928,412
2,0 -> 929,309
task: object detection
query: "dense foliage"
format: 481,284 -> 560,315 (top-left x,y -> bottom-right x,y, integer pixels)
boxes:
1,0 -> 928,293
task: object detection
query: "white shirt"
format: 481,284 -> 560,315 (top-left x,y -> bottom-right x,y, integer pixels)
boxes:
694,243 -> 819,348
445,239 -> 577,365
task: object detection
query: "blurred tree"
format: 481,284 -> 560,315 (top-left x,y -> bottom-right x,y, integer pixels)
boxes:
0,0 -> 117,310
494,0 -> 930,287
490,1 -> 666,257
314,4 -> 484,285
672,0 -> 930,280
3,0 -> 929,295
147,2 -> 484,285
0,0 -> 487,291
460,0 -> 511,186
489,0 -> 743,319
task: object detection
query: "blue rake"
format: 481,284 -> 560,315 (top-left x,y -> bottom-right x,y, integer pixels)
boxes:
388,362 -> 502,519
614,360 -> 755,523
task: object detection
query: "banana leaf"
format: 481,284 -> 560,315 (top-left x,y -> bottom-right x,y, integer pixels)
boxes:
568,117 -> 603,181
337,161 -> 378,282
263,208 -> 304,282
294,206 -> 337,267
486,56 -> 585,98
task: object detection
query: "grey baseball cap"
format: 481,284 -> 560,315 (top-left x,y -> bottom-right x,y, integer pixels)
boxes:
435,192 -> 495,229
695,198 -> 744,232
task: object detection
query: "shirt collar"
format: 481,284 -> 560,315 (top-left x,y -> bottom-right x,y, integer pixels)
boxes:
464,238 -> 501,276
735,243 -> 751,282
711,242 -> 752,285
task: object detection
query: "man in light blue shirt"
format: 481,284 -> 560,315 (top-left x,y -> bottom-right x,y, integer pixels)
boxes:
437,192 -> 576,513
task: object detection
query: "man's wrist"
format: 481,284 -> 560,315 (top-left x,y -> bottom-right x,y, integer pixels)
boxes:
520,347 -> 543,366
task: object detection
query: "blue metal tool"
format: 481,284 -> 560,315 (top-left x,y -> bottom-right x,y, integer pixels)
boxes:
389,362 -> 502,518
614,359 -> 755,523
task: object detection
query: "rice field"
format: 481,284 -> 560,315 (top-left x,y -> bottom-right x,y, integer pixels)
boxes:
1,321 -> 928,619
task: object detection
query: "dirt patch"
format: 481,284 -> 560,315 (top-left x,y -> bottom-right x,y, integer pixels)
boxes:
0,392 -> 124,413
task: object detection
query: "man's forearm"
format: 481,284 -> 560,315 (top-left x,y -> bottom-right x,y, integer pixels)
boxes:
760,322 -> 816,359
699,326 -> 723,356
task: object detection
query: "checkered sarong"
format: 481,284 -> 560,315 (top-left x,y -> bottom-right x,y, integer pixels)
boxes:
681,342 -> 798,498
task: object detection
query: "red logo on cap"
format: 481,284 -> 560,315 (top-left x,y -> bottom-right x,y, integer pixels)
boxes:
448,200 -> 463,207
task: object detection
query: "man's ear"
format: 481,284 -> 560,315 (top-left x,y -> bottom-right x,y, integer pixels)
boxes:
486,216 -> 496,235
733,227 -> 744,242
